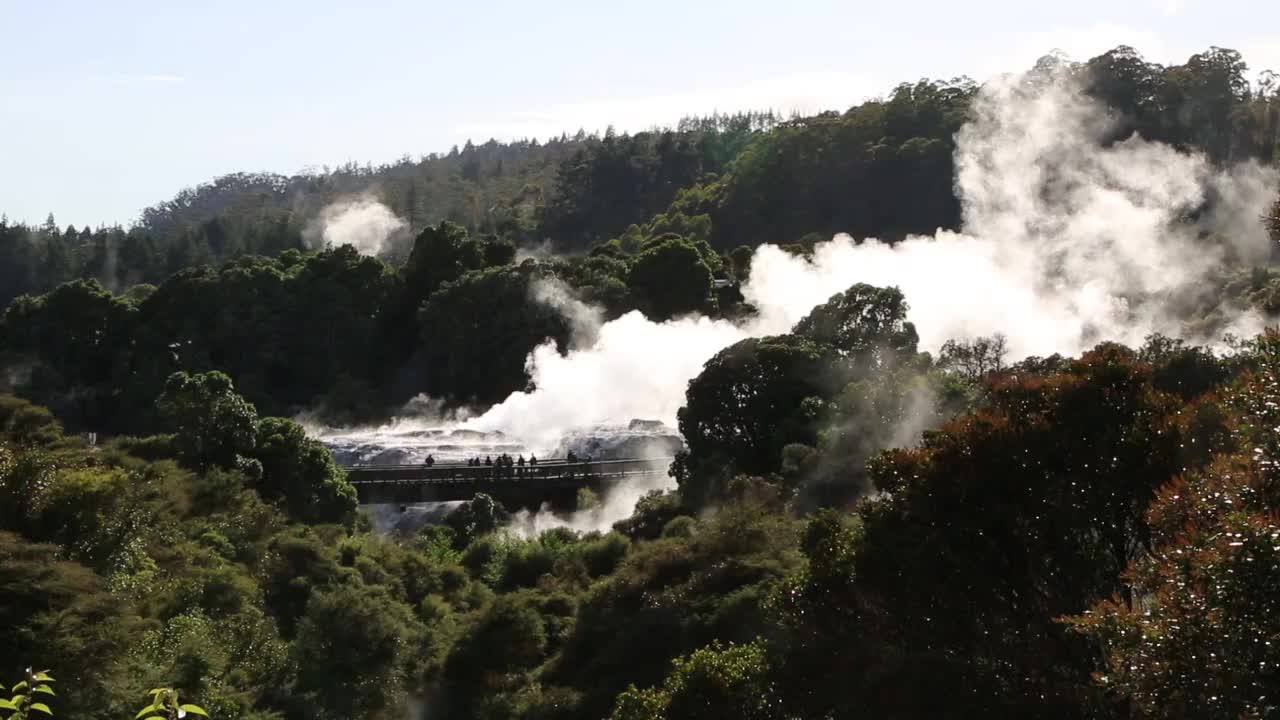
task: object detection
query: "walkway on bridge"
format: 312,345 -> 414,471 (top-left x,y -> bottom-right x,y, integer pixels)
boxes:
344,457 -> 674,507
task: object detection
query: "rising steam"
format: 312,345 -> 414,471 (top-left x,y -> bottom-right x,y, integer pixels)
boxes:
469,69 -> 1277,444
333,65 -> 1278,534
305,196 -> 408,256
745,74 -> 1277,358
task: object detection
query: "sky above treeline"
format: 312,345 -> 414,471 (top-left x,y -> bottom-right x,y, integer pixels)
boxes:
1,0 -> 1278,228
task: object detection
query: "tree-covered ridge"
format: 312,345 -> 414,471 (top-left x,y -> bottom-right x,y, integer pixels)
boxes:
0,112 -> 774,311
3,46 -> 1277,312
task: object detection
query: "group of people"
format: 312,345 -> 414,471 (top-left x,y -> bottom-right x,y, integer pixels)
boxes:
413,453 -> 597,472
466,453 -> 537,468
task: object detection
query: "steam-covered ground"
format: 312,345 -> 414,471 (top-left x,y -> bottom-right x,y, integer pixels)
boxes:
318,68 -> 1278,535
319,419 -> 684,468
317,420 -> 685,535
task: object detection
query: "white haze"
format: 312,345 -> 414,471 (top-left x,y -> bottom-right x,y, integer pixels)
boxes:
304,197 -> 408,256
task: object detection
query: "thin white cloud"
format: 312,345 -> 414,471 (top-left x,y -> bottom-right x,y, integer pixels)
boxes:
448,28 -> 1280,145
107,73 -> 186,86
452,70 -> 882,141
974,23 -> 1176,78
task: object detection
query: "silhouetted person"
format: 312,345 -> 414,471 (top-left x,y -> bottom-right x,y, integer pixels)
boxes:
425,455 -> 434,467
518,455 -> 526,466
529,455 -> 538,466
485,456 -> 492,466
567,450 -> 578,463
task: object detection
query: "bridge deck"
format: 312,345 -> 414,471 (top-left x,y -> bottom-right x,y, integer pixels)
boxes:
345,457 -> 673,507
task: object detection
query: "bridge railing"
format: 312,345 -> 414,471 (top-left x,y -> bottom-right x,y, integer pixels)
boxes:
344,457 -> 674,485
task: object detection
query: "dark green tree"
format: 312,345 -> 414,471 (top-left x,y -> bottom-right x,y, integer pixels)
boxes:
418,265 -> 569,405
677,336 -> 833,490
155,371 -> 258,470
611,641 -> 778,720
252,417 -> 357,525
292,583 -> 423,720
626,238 -> 713,320
791,283 -> 918,369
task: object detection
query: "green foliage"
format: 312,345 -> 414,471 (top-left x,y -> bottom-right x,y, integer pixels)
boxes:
710,80 -> 973,249
549,499 -> 800,717
610,641 -> 776,720
418,265 -> 569,405
849,344 -> 1196,714
613,490 -> 685,541
155,371 -> 258,470
626,239 -> 713,321
0,396 -> 63,447
292,583 -> 422,720
135,687 -> 208,720
252,418 -> 356,525
0,533 -> 138,720
678,335 -> 833,485
538,117 -> 773,250
577,532 -> 631,577
1,669 -> 57,720
1066,334 -> 1280,716
791,283 -> 918,368
446,494 -> 510,549
447,594 -> 548,682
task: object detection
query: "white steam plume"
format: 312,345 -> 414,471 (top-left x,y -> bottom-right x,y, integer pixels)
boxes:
531,278 -> 606,349
745,75 -> 1277,358
467,69 -> 1277,441
305,197 -> 408,256
466,310 -> 758,448
505,462 -> 676,538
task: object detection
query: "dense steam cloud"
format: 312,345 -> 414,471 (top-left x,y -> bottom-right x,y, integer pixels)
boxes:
467,70 -> 1277,439
304,197 -> 407,256
746,74 -> 1277,358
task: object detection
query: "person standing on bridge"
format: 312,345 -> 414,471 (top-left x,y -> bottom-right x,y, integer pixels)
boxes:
425,455 -> 434,467
484,456 -> 492,466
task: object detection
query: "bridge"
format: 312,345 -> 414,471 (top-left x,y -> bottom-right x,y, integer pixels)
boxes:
344,457 -> 675,509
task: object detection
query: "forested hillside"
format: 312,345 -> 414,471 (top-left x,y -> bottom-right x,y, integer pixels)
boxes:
5,47 -> 1276,309
3,44 -> 1280,720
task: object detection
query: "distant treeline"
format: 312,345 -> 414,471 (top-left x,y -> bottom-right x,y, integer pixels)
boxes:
3,46 -> 1277,311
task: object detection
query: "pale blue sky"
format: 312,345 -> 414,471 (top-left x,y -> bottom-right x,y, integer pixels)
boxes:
1,0 -> 1278,228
